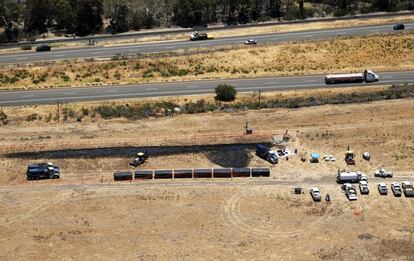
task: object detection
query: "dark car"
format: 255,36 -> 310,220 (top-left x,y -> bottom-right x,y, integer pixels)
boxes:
393,24 -> 405,30
36,44 -> 51,52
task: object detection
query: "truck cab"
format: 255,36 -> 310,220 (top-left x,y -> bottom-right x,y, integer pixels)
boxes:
363,70 -> 379,82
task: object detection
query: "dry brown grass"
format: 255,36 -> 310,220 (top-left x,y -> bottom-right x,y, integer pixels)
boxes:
1,33 -> 413,91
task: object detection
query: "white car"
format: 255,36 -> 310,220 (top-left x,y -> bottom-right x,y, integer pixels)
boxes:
310,188 -> 321,202
377,183 -> 388,195
374,169 -> 393,178
359,181 -> 369,195
391,182 -> 402,197
402,181 -> 413,189
323,155 -> 336,161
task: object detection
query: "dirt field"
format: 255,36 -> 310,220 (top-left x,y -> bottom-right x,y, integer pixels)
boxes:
0,96 -> 414,260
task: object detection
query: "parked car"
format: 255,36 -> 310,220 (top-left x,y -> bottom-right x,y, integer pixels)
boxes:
36,44 -> 51,52
377,183 -> 388,195
346,187 -> 358,201
244,39 -> 257,45
391,182 -> 402,197
402,181 -> 414,197
310,188 -> 321,202
374,169 -> 393,178
393,23 -> 405,30
359,181 -> 369,195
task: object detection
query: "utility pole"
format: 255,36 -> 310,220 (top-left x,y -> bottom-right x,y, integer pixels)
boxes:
258,89 -> 262,106
57,101 -> 60,124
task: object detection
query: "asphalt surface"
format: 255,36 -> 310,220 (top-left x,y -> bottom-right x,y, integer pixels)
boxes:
0,71 -> 413,106
2,22 -> 413,66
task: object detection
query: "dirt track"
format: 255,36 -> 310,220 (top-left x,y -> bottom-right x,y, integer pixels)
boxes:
0,97 -> 414,260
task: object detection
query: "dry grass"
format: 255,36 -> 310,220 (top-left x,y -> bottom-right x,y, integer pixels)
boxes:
1,33 -> 413,91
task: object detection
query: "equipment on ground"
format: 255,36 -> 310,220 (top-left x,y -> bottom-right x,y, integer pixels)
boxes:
294,187 -> 304,194
27,162 -> 60,180
325,70 -> 379,84
345,150 -> 355,165
310,153 -> 320,163
129,150 -> 149,167
363,152 -> 371,161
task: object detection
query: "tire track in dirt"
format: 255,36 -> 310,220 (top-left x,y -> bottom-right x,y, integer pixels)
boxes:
220,189 -> 333,240
0,191 -> 72,224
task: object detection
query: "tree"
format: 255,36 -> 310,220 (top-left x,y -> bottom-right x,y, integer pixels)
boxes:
215,84 -> 237,101
25,0 -> 53,34
0,1 -> 22,41
109,0 -> 130,33
0,110 -> 8,125
75,0 -> 104,36
52,0 -> 77,33
268,0 -> 283,18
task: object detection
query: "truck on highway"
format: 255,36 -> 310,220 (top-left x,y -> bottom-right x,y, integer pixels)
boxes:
336,170 -> 366,184
325,70 -> 379,84
27,162 -> 60,180
190,31 -> 213,41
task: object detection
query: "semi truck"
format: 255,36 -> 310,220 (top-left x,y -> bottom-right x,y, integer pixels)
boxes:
256,145 -> 278,164
325,70 -> 379,84
190,31 -> 213,41
27,162 -> 60,180
336,170 -> 366,184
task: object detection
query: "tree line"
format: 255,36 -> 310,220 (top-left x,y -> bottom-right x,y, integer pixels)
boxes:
0,0 -> 412,42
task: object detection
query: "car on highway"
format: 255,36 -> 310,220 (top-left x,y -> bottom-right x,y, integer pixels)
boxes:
377,183 -> 388,195
359,181 -> 369,195
36,44 -> 51,52
310,188 -> 321,202
393,23 -> 405,30
244,39 -> 257,45
391,182 -> 402,197
374,168 -> 393,178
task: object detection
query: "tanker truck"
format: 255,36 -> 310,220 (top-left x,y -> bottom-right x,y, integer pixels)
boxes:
325,70 -> 379,84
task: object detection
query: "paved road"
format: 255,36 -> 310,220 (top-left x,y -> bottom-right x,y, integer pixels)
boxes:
3,22 -> 413,66
0,71 -> 412,106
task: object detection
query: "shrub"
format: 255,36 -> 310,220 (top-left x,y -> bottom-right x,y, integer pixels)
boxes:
215,84 -> 237,102
26,113 -> 40,121
0,110 -> 8,125
21,45 -> 32,50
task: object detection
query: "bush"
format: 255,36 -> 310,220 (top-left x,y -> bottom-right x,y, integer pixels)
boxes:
26,113 -> 39,121
0,110 -> 8,125
21,45 -> 32,50
215,84 -> 237,102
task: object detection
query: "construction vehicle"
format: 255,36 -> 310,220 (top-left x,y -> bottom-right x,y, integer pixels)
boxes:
345,150 -> 355,165
325,70 -> 379,84
190,31 -> 213,41
129,150 -> 149,167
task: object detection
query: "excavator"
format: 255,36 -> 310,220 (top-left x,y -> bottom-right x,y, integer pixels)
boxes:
345,150 -> 355,165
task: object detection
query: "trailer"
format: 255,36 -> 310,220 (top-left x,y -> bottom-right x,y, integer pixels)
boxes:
336,170 -> 366,184
325,70 -> 379,84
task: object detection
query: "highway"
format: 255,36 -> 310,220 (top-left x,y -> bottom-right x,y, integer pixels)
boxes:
0,71 -> 413,106
3,22 -> 413,66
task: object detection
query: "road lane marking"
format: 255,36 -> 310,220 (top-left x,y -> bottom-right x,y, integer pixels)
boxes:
105,90 -> 118,93
22,95 -> 34,98
64,92 -> 77,95
145,87 -> 159,90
